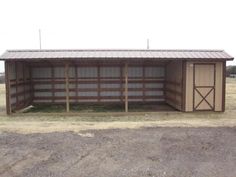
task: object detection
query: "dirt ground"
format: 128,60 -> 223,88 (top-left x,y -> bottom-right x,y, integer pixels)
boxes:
0,127 -> 236,177
0,78 -> 236,177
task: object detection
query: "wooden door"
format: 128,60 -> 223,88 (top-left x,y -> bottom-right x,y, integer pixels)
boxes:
193,64 -> 215,111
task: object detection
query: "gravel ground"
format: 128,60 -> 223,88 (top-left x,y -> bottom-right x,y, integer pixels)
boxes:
0,127 -> 236,177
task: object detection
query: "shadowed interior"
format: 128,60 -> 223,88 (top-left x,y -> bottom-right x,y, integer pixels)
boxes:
5,60 -> 183,113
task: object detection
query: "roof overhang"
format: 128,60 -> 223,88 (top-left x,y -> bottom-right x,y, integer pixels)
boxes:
0,49 -> 234,61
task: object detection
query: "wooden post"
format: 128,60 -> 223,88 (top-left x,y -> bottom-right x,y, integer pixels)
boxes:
65,62 -> 70,112
75,64 -> 78,103
120,65 -> 123,102
97,63 -> 101,102
142,64 -> 145,101
5,61 -> 11,115
51,64 -> 55,103
15,62 -> 19,109
124,62 -> 128,112
181,61 -> 186,112
29,65 -> 34,104
23,62 -> 26,105
222,61 -> 226,112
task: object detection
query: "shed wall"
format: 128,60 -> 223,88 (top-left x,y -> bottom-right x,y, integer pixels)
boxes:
31,62 -> 166,104
165,61 -> 183,110
185,61 -> 223,112
5,61 -> 33,113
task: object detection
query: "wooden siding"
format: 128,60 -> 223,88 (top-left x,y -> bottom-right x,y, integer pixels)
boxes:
165,61 -> 183,110
6,61 -> 33,113
215,62 -> 223,111
185,61 -> 224,112
30,62 -> 165,105
193,64 -> 215,111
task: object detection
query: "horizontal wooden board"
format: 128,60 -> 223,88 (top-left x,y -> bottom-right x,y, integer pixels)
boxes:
34,95 -> 165,100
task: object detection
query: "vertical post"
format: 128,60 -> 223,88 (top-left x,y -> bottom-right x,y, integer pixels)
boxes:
75,64 -> 78,103
29,65 -> 34,104
181,61 -> 187,112
97,63 -> 101,102
142,64 -> 145,101
23,62 -> 26,105
222,61 -> 226,112
39,29 -> 42,50
120,65 -> 123,102
51,64 -> 55,103
65,62 -> 70,112
124,62 -> 128,112
164,63 -> 167,103
15,62 -> 19,109
5,61 -> 11,115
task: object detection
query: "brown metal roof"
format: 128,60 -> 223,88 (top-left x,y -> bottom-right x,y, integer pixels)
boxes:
0,49 -> 233,60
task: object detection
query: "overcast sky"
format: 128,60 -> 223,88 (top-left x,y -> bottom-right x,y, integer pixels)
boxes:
0,0 -> 235,72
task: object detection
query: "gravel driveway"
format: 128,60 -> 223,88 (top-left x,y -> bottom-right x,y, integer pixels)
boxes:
0,127 -> 236,177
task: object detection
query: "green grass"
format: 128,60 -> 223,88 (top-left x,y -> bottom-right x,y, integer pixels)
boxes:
23,104 -> 143,113
24,104 -> 123,113
71,104 -> 124,112
24,104 -> 124,113
24,105 -> 66,113
23,102 -> 175,113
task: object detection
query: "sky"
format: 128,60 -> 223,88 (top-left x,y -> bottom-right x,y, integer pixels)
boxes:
0,0 -> 235,72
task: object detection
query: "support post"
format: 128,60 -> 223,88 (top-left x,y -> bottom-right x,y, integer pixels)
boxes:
120,65 -> 123,102
124,62 -> 128,112
75,64 -> 78,103
15,62 -> 19,109
51,64 -> 55,103
5,61 -> 11,115
65,62 -> 70,112
181,61 -> 187,112
97,63 -> 101,102
142,64 -> 145,101
29,65 -> 34,105
23,62 -> 26,105
222,61 -> 226,112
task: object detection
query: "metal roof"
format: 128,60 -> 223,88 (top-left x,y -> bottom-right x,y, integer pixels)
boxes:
0,49 -> 233,60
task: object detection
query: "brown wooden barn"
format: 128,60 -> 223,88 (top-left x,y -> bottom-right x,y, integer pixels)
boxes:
0,49 -> 233,114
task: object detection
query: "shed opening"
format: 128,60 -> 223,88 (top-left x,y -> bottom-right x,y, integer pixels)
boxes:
5,60 -> 183,113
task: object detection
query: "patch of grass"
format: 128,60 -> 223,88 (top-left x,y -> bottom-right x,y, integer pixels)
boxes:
24,105 -> 66,113
24,104 -> 125,113
24,102 -> 175,113
71,104 -> 124,112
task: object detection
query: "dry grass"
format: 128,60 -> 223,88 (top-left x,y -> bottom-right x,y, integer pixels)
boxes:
0,78 -> 236,133
0,84 -> 6,114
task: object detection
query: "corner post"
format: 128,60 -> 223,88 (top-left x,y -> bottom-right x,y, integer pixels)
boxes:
5,61 -> 11,115
15,61 -> 19,109
65,62 -> 70,112
222,61 -> 226,112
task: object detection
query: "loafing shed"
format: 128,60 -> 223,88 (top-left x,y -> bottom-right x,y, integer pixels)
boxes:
0,49 -> 233,114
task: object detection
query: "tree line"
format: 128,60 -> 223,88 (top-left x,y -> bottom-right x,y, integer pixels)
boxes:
226,65 -> 236,77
